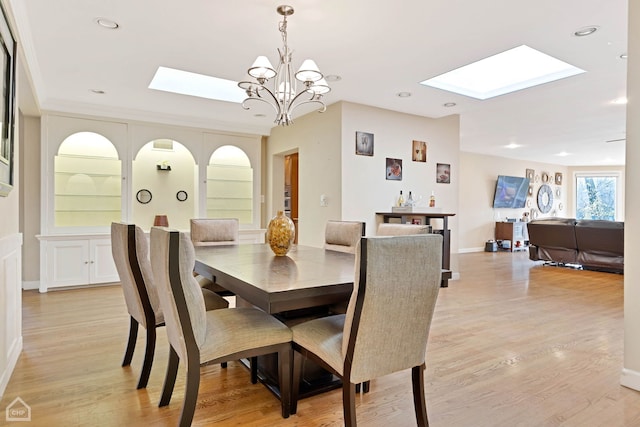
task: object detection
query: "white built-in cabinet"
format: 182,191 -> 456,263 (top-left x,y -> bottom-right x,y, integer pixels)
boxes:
40,236 -> 119,291
38,114 -> 264,292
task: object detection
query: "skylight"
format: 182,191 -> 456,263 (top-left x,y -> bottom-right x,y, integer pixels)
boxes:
420,45 -> 585,100
148,66 -> 245,103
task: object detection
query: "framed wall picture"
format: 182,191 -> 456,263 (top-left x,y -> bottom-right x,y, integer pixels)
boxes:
0,4 -> 16,197
385,158 -> 402,180
412,140 -> 427,162
555,172 -> 563,185
355,131 -> 374,156
436,163 -> 450,183
526,168 -> 535,181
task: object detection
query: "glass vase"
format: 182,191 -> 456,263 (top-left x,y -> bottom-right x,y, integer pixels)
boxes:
266,210 -> 296,256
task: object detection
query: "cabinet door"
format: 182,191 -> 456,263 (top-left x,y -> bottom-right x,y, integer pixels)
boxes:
513,223 -> 525,240
90,239 -> 119,284
46,240 -> 90,288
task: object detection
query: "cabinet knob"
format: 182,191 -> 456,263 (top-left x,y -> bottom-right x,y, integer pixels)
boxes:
84,261 -> 89,264
90,261 -> 95,264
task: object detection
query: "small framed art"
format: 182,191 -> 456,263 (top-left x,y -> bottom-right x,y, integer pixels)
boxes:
412,140 -> 427,162
386,158 -> 402,180
436,163 -> 450,183
355,131 -> 374,156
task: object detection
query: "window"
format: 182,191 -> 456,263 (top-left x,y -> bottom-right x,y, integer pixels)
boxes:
575,173 -> 620,221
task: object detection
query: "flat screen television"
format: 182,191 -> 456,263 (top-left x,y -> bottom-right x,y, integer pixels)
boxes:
492,175 -> 530,208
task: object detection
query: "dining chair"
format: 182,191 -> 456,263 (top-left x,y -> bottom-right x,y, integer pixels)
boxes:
376,223 -> 430,236
190,218 -> 239,294
110,223 -> 229,390
150,227 -> 293,425
324,220 -> 366,254
290,234 -> 443,426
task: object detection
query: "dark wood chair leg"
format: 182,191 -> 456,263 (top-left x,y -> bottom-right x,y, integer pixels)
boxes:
122,316 -> 138,367
355,383 -> 361,393
412,364 -> 429,427
221,362 -> 227,369
343,379 -> 357,427
178,351 -> 201,427
291,350 -> 303,415
250,356 -> 258,384
136,324 -> 156,389
363,380 -> 370,393
278,346 -> 292,418
159,346 -> 180,407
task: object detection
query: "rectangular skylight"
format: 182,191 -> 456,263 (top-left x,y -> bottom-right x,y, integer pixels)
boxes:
148,66 -> 245,103
420,45 -> 585,100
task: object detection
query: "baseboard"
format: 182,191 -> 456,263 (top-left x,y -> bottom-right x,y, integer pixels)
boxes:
459,247 -> 484,253
620,368 -> 640,391
0,336 -> 23,400
22,281 -> 39,290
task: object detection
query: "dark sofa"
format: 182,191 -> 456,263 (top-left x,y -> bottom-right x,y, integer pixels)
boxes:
527,218 -> 624,273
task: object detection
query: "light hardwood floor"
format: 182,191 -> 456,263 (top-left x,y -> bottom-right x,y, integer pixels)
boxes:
2,251 -> 639,426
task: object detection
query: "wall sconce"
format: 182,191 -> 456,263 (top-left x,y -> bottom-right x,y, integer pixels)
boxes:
157,160 -> 171,171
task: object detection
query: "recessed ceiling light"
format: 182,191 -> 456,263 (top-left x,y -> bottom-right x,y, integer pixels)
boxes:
90,89 -> 105,94
94,17 -> 119,29
443,102 -> 456,107
420,45 -> 585,100
573,26 -> 599,37
325,75 -> 342,82
555,151 -> 571,157
620,53 -> 628,59
505,143 -> 521,149
148,66 -> 245,103
397,92 -> 411,98
612,97 -> 628,105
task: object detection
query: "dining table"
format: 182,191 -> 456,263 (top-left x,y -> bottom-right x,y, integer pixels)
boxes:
194,243 -> 355,314
193,243 -> 356,398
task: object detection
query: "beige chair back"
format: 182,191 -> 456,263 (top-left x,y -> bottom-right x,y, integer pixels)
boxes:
190,218 -> 239,247
376,223 -> 430,236
343,234 -> 442,383
111,223 -> 161,328
151,227 -> 208,361
325,220 -> 366,254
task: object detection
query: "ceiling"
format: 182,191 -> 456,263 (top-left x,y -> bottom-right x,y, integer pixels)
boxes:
8,0 -> 628,166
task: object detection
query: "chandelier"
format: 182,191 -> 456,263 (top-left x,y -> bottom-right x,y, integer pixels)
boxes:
238,5 -> 330,126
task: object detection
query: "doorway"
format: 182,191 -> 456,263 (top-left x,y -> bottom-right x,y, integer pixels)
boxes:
284,153 -> 299,243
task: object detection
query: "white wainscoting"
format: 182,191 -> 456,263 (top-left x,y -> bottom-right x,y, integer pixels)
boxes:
0,233 -> 23,399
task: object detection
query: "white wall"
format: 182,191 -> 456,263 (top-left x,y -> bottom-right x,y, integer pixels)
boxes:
267,101 -> 461,277
267,103 -> 343,247
132,140 -> 196,231
1,66 -> 22,399
340,102 -> 460,253
459,152 -> 569,252
621,0 -> 640,392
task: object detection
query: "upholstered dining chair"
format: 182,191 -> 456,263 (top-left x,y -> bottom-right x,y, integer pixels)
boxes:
150,227 -> 293,425
376,223 -> 430,236
110,223 -> 229,389
290,234 -> 443,426
190,218 -> 239,294
324,220 -> 366,254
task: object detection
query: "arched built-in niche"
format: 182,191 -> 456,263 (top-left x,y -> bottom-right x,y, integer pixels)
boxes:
132,139 -> 196,230
54,132 -> 121,227
207,145 -> 253,224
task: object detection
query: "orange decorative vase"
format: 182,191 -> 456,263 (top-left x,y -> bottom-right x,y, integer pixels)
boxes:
266,210 -> 296,256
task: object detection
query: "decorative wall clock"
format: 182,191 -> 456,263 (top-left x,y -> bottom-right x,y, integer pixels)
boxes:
537,184 -> 554,214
